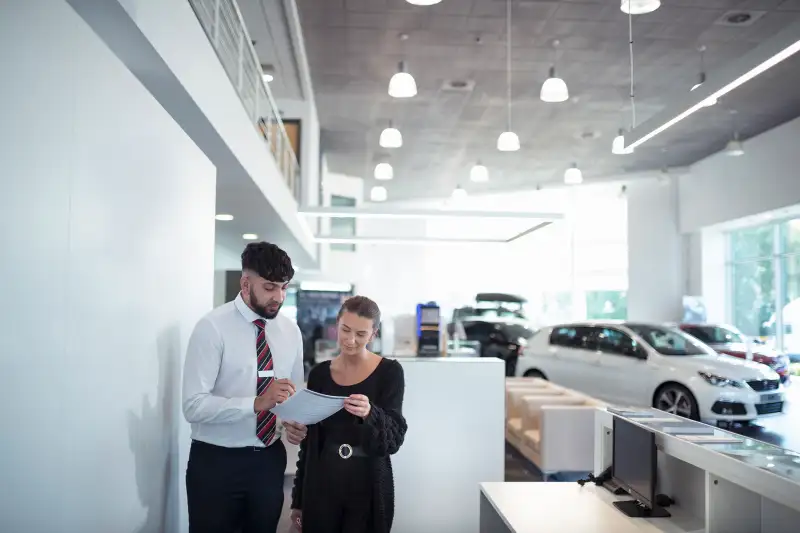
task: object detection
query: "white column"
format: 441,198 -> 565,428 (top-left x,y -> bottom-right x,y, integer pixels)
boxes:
626,179 -> 684,322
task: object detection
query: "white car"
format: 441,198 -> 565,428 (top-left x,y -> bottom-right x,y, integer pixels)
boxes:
515,321 -> 786,423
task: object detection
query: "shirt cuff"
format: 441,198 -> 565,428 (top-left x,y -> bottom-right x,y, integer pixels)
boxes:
237,396 -> 258,417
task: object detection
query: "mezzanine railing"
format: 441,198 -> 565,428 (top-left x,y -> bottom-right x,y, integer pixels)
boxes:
188,0 -> 301,202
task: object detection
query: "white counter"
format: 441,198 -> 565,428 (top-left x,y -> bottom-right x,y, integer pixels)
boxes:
393,357 -> 506,533
480,483 -> 703,533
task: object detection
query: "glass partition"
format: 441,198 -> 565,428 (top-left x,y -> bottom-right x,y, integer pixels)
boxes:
609,406 -> 800,485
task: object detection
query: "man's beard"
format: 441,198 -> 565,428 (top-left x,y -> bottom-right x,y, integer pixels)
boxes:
250,287 -> 282,319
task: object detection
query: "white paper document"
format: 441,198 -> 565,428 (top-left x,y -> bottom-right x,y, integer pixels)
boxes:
270,388 -> 346,425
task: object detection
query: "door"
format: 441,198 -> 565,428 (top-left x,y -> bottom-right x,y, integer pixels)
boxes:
591,327 -> 651,406
545,325 -> 601,395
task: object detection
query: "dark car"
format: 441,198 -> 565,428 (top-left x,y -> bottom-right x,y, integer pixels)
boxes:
679,323 -> 791,384
453,319 -> 536,376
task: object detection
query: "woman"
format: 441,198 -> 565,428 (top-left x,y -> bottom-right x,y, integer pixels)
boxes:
290,296 -> 407,533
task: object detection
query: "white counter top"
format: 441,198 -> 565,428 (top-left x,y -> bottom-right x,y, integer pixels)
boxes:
480,483 -> 703,533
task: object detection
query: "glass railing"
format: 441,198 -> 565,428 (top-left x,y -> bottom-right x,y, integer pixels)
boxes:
188,0 -> 301,202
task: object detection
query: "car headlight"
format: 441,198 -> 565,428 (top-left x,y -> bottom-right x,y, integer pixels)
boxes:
698,371 -> 744,388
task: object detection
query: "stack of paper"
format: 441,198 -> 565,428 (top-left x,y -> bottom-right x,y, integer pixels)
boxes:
271,388 -> 347,425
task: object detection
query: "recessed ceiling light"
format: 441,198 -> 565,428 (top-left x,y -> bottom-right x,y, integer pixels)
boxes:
242,233 -> 258,240
215,214 -> 234,221
263,73 -> 274,83
406,0 -> 442,5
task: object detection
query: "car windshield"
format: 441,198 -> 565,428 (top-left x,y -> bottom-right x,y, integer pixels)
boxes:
684,325 -> 745,345
627,325 -> 707,356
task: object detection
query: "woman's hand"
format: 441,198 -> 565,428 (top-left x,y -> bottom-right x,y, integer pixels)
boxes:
344,394 -> 371,419
290,509 -> 302,531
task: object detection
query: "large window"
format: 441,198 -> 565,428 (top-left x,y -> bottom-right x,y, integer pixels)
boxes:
727,217 -> 800,359
586,290 -> 627,320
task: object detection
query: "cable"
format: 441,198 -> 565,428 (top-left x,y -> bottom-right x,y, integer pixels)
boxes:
627,0 -> 637,130
506,0 -> 512,130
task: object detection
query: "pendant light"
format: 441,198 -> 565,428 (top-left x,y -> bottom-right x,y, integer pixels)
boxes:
470,162 -> 489,183
497,0 -> 520,152
612,129 -> 634,155
725,110 -> 745,156
497,132 -> 520,152
725,138 -> 745,156
379,121 -> 403,148
689,46 -> 717,107
540,41 -> 568,103
540,67 -> 569,103
451,185 -> 467,200
388,61 -> 417,98
370,186 -> 388,202
564,163 -> 583,185
406,0 -> 442,4
374,162 -> 394,180
620,0 -> 660,15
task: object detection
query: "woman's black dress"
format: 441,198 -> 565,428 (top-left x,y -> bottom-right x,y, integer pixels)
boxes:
292,358 -> 407,533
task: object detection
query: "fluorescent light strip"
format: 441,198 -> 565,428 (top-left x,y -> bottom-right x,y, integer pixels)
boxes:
627,36 -> 800,151
315,236 -> 507,245
299,206 -> 563,221
314,221 -> 552,246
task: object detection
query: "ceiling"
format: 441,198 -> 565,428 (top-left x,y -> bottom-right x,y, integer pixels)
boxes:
295,0 -> 800,201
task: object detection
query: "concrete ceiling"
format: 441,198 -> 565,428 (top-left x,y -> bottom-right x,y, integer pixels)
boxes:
296,0 -> 800,201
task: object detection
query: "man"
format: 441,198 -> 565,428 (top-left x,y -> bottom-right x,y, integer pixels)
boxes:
183,242 -> 307,533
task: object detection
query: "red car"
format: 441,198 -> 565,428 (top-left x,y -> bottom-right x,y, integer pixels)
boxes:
679,323 -> 791,383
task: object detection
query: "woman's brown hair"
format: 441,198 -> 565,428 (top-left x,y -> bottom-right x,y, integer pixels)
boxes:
337,295 -> 381,328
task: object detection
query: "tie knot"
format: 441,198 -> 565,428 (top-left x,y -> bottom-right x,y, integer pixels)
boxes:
253,319 -> 266,330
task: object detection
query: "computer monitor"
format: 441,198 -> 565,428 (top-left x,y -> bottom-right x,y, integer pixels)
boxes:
611,417 -> 670,518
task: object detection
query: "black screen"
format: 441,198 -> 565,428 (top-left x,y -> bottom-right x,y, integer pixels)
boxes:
612,417 -> 656,507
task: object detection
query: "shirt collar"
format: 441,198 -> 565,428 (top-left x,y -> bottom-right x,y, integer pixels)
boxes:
234,292 -> 262,324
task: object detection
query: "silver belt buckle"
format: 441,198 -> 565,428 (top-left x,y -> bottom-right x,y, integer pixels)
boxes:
338,443 -> 353,459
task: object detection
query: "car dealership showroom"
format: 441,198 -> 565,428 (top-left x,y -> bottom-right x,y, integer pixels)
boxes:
7,0 -> 800,532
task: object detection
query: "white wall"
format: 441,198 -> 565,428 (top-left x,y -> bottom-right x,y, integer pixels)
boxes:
627,179 -> 684,322
0,2 -> 215,532
304,184 -> 629,324
679,116 -> 800,233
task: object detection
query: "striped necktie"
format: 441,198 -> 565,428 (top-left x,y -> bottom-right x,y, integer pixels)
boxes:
253,319 -> 276,446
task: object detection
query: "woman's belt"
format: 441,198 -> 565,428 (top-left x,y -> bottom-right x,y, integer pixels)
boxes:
324,441 -> 368,459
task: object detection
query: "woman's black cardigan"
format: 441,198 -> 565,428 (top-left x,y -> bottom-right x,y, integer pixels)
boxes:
291,359 -> 407,533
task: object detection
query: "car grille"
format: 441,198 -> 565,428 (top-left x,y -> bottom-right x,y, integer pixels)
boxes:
747,379 -> 780,391
755,402 -> 784,415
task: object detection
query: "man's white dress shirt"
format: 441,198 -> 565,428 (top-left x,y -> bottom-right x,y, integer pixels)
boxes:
182,293 -> 305,448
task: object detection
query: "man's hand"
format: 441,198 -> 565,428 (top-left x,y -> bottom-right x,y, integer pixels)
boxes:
283,421 -> 308,445
254,378 -> 296,412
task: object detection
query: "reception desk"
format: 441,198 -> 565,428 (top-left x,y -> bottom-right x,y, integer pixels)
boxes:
480,482 -> 702,533
393,357 -> 506,533
482,406 -> 800,533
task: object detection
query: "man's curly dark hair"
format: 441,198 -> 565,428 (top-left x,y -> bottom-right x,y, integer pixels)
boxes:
241,242 -> 295,282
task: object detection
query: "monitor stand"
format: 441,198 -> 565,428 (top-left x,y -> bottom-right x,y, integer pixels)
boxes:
613,500 -> 671,518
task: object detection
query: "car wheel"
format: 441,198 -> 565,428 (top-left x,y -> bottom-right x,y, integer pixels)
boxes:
654,384 -> 699,420
523,369 -> 547,380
